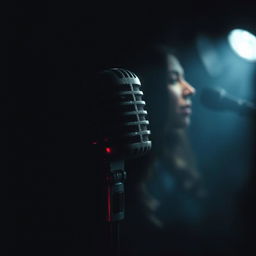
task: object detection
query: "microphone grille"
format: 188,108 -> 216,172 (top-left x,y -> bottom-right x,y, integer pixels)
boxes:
95,68 -> 152,159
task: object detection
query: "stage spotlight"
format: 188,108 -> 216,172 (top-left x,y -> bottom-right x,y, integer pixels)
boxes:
228,29 -> 256,62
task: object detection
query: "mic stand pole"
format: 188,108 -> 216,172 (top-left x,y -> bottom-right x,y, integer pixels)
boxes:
106,160 -> 126,256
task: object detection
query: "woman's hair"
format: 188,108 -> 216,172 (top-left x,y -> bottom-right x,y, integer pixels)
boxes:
127,45 -> 175,153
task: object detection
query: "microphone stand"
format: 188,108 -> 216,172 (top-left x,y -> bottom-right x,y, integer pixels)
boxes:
105,160 -> 126,256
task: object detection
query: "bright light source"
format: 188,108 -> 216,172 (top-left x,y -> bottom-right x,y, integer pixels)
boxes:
228,29 -> 256,61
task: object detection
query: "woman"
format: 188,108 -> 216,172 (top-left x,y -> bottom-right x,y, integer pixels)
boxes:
121,45 -> 206,256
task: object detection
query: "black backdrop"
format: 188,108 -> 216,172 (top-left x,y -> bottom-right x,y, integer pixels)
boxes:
8,1 -> 256,255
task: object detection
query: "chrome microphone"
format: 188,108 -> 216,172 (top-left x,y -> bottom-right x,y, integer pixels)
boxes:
93,68 -> 152,160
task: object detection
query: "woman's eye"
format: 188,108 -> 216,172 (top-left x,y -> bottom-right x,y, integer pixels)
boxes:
168,77 -> 179,84
168,72 -> 180,84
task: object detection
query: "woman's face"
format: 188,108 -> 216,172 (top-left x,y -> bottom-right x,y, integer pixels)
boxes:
166,54 -> 196,129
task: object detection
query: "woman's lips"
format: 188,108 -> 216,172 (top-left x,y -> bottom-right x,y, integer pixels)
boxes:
180,106 -> 192,115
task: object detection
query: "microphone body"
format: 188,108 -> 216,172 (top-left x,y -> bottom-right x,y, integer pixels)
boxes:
91,68 -> 152,225
200,87 -> 256,117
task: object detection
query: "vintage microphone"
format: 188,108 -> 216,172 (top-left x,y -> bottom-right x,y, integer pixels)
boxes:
91,68 -> 152,256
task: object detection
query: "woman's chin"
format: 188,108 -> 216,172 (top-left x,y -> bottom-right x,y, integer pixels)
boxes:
176,116 -> 191,129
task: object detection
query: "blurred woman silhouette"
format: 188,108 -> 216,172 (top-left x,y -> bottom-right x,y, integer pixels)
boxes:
121,45 -> 206,256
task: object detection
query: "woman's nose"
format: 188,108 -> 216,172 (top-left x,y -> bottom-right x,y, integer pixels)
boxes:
181,80 -> 196,96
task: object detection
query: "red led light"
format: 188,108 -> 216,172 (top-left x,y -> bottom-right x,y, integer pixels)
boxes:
105,147 -> 112,154
92,141 -> 97,145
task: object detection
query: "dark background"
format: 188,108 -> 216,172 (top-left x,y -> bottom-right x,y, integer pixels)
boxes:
8,1 -> 256,255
